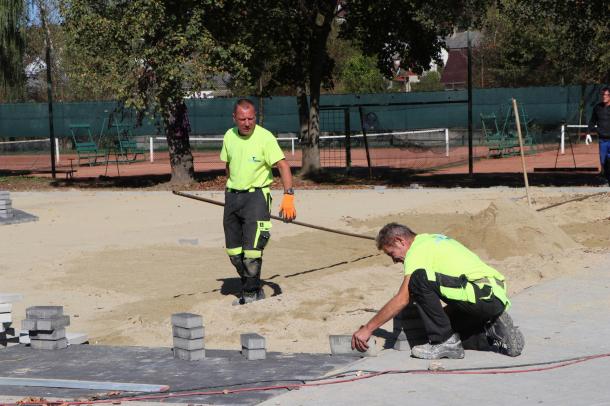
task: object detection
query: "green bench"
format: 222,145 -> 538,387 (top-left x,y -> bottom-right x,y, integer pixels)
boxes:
480,113 -> 520,157
114,123 -> 146,162
69,124 -> 106,166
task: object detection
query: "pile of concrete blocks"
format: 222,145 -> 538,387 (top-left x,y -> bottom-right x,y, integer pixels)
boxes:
0,191 -> 12,220
171,313 -> 205,361
393,303 -> 427,351
22,306 -> 70,350
0,293 -> 23,349
329,335 -> 378,357
241,333 -> 266,360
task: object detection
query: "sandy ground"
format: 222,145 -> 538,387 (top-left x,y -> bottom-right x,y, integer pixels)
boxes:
1,187 -> 609,354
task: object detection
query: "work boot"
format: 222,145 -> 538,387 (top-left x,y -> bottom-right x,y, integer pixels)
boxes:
411,333 -> 465,360
485,311 -> 525,357
232,288 -> 265,306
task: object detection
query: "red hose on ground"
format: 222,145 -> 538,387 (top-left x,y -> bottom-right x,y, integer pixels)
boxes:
9,352 -> 610,406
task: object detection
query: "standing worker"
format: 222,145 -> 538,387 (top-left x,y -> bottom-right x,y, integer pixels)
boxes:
352,223 -> 524,359
221,99 -> 296,305
586,86 -> 610,185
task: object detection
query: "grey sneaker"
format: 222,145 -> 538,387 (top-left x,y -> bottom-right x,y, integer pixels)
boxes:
411,333 -> 465,359
232,289 -> 265,306
485,311 -> 525,357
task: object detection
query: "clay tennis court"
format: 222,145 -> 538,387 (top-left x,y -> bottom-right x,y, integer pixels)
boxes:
0,142 -> 601,180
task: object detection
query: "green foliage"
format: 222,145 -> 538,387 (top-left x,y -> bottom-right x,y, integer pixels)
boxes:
340,0 -> 492,78
0,0 -> 27,101
475,0 -> 610,87
411,70 -> 445,92
61,0 -> 251,121
339,54 -> 386,93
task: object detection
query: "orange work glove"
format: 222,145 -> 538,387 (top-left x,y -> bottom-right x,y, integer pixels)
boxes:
279,194 -> 296,222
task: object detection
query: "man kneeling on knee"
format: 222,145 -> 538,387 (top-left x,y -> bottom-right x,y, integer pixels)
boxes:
352,223 -> 524,359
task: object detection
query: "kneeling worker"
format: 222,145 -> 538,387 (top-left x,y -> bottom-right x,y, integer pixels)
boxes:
352,223 -> 524,359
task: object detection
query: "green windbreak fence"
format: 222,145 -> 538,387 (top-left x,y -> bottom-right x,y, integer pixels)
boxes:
0,85 -> 604,139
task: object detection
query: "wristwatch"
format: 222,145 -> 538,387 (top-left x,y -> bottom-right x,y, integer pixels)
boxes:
284,188 -> 294,195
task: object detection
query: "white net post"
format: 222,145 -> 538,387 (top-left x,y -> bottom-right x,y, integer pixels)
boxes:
149,137 -> 154,162
445,129 -> 449,157
55,138 -> 60,163
561,124 -> 565,155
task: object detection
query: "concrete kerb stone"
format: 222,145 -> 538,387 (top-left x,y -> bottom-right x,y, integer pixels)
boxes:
242,348 -> 266,361
23,315 -> 70,331
240,333 -> 265,350
172,337 -> 204,351
26,306 -> 63,319
173,347 -> 205,361
171,313 -> 203,329
0,313 -> 12,323
30,337 -> 68,350
0,303 -> 12,313
172,326 -> 204,340
329,335 -> 379,357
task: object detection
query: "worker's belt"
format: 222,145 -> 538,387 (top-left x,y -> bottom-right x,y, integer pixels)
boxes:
226,187 -> 264,193
473,277 -> 505,289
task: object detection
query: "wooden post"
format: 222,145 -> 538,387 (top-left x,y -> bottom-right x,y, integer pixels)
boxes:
512,98 -> 532,207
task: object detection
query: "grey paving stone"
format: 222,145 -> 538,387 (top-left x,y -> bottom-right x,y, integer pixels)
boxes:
0,209 -> 13,219
0,201 -> 12,209
0,303 -> 12,313
29,328 -> 66,340
240,333 -> 266,349
0,335 -> 20,348
173,337 -> 204,351
173,347 -> 205,361
26,306 -> 64,319
171,313 -> 203,329
172,325 -> 204,339
30,337 -> 68,350
242,348 -> 266,360
0,293 -> 23,303
66,332 -> 89,345
329,335 -> 378,357
36,315 -> 70,331
21,319 -> 37,331
0,313 -> 12,323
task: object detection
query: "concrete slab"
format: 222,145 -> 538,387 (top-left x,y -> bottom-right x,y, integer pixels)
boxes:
0,303 -> 12,312
240,333 -> 265,349
35,315 -> 70,331
30,338 -> 68,350
172,326 -> 204,340
171,313 -> 203,329
172,337 -> 204,351
26,306 -> 63,319
242,348 -> 266,361
173,347 -> 205,361
0,209 -> 38,225
329,335 -> 378,357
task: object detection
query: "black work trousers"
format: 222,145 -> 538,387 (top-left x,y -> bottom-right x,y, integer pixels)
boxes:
408,268 -> 506,347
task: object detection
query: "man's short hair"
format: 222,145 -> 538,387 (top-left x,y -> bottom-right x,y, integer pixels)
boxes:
601,86 -> 610,94
376,223 -> 417,250
234,98 -> 256,113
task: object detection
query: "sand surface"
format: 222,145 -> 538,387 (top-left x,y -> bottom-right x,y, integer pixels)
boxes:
1,188 -> 608,353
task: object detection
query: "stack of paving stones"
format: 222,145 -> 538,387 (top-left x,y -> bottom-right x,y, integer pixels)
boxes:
22,306 -> 70,350
0,191 -> 12,220
0,294 -> 23,349
393,303 -> 427,351
171,313 -> 205,361
240,333 -> 266,360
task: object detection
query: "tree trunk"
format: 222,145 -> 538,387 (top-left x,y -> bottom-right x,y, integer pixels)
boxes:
300,5 -> 334,176
165,100 -> 195,184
